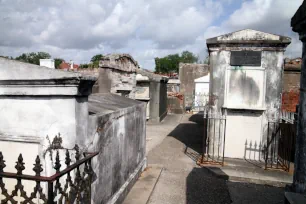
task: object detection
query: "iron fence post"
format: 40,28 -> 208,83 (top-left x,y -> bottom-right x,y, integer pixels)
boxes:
48,181 -> 54,204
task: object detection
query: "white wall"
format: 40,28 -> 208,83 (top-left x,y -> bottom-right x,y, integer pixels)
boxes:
39,59 -> 55,69
194,82 -> 209,109
224,111 -> 263,159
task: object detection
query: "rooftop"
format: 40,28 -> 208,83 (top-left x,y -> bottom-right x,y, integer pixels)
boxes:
207,29 -> 291,46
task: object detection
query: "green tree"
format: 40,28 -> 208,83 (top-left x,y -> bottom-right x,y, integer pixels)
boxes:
180,51 -> 198,63
80,64 -> 89,69
54,58 -> 64,69
90,54 -> 103,62
154,51 -> 198,73
90,54 -> 103,68
15,52 -> 51,65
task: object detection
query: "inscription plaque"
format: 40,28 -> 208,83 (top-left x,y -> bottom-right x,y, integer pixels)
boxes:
230,51 -> 261,66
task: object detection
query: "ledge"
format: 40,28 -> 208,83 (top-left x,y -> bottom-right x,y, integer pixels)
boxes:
222,106 -> 266,111
135,97 -> 150,101
0,134 -> 41,144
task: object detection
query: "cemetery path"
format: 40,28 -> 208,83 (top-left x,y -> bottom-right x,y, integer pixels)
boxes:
146,114 -> 285,204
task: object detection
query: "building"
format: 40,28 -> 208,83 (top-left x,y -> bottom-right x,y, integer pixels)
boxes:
194,74 -> 210,112
282,60 -> 301,112
39,59 -> 55,69
59,60 -> 79,70
178,63 -> 209,111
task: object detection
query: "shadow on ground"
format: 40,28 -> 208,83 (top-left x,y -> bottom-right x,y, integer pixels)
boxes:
186,168 -> 231,204
167,113 -> 204,162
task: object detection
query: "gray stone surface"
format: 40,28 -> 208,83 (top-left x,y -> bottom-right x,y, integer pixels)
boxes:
85,93 -> 147,204
95,54 -> 138,99
228,181 -> 284,204
136,69 -> 169,122
146,114 -> 183,153
204,158 -> 293,187
285,192 -> 306,204
178,63 -> 209,108
149,81 -> 168,123
147,115 -> 231,204
123,164 -> 163,204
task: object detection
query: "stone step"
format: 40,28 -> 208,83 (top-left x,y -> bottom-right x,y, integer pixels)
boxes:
123,164 -> 163,204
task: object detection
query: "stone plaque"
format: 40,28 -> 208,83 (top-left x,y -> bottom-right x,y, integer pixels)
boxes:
230,51 -> 261,66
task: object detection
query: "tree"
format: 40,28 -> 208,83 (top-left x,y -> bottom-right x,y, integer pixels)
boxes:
54,58 -> 64,69
90,54 -> 103,62
154,51 -> 198,73
90,54 -> 103,68
180,51 -> 198,63
15,52 -> 51,65
79,64 -> 89,69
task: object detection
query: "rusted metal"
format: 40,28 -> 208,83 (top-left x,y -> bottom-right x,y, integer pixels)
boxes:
0,149 -> 98,203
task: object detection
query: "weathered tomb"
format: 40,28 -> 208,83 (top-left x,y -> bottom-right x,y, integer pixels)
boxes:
136,69 -> 168,122
94,54 -> 138,99
206,29 -> 291,159
179,63 -> 209,110
0,57 -> 147,204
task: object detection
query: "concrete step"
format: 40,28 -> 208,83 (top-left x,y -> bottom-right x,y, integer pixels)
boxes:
203,164 -> 292,187
123,164 -> 163,204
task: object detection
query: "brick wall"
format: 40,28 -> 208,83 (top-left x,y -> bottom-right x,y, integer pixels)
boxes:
282,69 -> 300,112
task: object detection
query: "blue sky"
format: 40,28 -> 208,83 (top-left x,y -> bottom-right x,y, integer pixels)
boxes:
0,0 -> 303,70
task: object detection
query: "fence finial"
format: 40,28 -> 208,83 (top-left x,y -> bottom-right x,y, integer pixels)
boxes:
0,152 -> 6,172
65,149 -> 71,167
15,154 -> 25,175
33,156 -> 43,176
74,144 -> 80,161
54,150 -> 61,173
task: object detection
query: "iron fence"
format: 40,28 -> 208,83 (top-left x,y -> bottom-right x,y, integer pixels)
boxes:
201,113 -> 226,166
0,145 -> 98,204
264,111 -> 296,172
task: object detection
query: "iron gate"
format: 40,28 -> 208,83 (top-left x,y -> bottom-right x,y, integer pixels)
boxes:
265,112 -> 296,172
201,113 -> 226,165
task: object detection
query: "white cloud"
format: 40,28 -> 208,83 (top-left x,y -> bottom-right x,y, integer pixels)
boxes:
0,0 -> 303,70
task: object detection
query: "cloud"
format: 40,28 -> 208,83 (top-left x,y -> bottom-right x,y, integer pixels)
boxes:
206,0 -> 304,58
0,0 -> 303,70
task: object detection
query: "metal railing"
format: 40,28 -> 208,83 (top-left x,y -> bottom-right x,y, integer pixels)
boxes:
201,113 -> 226,166
0,145 -> 98,203
264,112 -> 296,172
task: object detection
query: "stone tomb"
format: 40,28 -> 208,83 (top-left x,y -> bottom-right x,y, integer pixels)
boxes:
94,54 -> 138,99
206,29 -> 291,159
0,57 -> 147,204
136,69 -> 168,122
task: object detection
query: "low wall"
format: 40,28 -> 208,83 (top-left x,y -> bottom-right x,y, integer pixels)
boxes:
84,93 -> 146,204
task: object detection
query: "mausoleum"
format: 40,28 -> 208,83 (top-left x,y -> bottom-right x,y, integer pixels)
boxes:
206,29 -> 291,159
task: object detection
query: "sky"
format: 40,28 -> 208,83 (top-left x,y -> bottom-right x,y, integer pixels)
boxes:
0,0 -> 303,70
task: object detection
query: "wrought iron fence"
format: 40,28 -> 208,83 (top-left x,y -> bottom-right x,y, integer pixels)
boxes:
201,113 -> 226,166
264,111 -> 296,172
0,145 -> 98,204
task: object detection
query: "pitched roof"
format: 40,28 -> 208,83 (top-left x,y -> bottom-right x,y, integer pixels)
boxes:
207,29 -> 291,45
